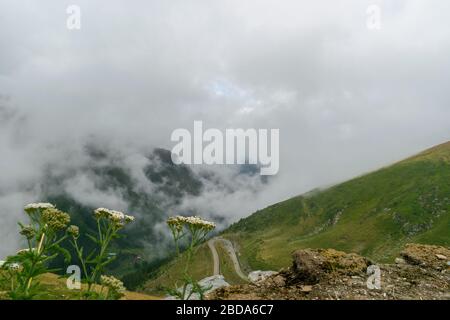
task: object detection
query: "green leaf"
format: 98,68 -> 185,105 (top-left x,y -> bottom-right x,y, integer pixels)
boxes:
52,245 -> 72,264
86,234 -> 99,245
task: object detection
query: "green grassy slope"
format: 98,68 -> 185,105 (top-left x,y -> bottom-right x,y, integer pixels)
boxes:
142,245 -> 213,295
224,141 -> 450,269
142,241 -> 248,295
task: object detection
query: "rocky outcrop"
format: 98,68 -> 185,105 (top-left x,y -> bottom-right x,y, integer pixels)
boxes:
400,243 -> 450,270
290,248 -> 371,284
208,244 -> 450,300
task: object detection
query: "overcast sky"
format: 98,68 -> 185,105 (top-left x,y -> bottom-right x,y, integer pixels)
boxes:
1,0 -> 450,255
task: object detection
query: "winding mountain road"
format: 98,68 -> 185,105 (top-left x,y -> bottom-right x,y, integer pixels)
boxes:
207,237 -> 248,281
207,239 -> 221,275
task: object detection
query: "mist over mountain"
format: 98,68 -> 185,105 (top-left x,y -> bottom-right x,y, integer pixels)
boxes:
0,112 -> 272,260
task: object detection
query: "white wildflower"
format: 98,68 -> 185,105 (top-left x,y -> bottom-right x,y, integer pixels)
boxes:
184,216 -> 216,230
67,225 -> 80,238
9,263 -> 21,272
100,275 -> 126,293
167,215 -> 216,231
41,208 -> 71,230
24,203 -> 55,211
94,208 -> 134,227
20,225 -> 35,239
94,207 -> 110,219
110,211 -> 125,222
167,216 -> 187,232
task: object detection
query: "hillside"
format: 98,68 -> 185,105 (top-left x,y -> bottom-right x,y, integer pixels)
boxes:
144,142 -> 450,291
224,141 -> 450,269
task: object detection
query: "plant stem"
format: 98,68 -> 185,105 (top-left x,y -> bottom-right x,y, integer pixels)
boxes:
72,239 -> 90,290
26,231 -> 46,291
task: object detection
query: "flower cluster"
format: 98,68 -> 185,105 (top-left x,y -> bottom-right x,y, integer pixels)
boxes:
8,263 -> 21,272
67,225 -> 80,239
24,203 -> 55,212
166,215 -> 217,299
167,215 -> 216,231
93,208 -> 135,228
41,208 -> 71,231
184,216 -> 216,231
19,225 -> 35,240
167,216 -> 186,232
100,275 -> 126,294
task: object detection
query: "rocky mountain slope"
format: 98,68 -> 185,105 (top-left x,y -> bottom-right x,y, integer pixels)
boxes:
209,243 -> 450,300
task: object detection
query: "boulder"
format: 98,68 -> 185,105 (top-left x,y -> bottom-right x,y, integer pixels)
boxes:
291,248 -> 371,284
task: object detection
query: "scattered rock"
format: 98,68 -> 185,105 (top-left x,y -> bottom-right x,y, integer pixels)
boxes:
395,258 -> 406,265
300,285 -> 313,293
272,275 -> 286,287
248,270 -> 277,283
436,254 -> 447,260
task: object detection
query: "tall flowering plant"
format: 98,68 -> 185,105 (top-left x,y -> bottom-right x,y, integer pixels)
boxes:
0,203 -> 73,299
166,215 -> 215,300
0,204 -> 134,300
69,207 -> 134,299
